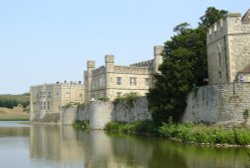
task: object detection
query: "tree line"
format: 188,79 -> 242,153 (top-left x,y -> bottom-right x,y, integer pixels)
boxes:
0,94 -> 30,109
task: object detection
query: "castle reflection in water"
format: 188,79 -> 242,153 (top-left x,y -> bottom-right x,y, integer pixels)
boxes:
28,125 -> 249,168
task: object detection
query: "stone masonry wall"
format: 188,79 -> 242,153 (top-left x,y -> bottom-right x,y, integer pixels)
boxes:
45,83 -> 250,127
61,105 -> 89,125
89,101 -> 113,129
113,96 -> 151,122
183,83 -> 250,125
64,96 -> 152,129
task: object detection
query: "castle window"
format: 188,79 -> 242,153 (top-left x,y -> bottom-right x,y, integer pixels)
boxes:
145,78 -> 150,86
217,44 -> 222,67
99,77 -> 104,87
47,101 -> 50,110
79,94 -> 83,99
218,51 -> 222,67
130,77 -> 137,86
116,77 -> 122,85
41,102 -> 46,110
47,92 -> 51,98
116,92 -> 122,97
42,91 -> 46,98
219,71 -> 222,80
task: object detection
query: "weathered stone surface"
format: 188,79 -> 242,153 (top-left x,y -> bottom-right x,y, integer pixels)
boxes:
183,83 -> 250,125
113,96 -> 151,122
89,101 -> 113,129
61,97 -> 151,129
61,105 -> 89,125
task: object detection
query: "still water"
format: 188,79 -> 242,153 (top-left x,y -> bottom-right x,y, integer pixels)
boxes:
0,121 -> 249,168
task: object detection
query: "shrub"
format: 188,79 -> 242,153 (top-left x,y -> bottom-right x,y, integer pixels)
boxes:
105,120 -> 157,135
97,97 -> 110,101
235,129 -> 250,145
114,92 -> 139,109
73,120 -> 89,129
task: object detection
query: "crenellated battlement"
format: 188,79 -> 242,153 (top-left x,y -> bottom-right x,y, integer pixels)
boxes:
114,65 -> 151,75
207,11 -> 250,45
130,59 -> 154,67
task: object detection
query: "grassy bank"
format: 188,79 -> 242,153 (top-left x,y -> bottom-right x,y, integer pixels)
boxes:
105,121 -> 250,146
105,120 -> 157,135
0,107 -> 30,121
0,118 -> 29,121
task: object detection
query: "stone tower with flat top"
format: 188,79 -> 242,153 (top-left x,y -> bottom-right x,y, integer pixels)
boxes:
207,9 -> 250,84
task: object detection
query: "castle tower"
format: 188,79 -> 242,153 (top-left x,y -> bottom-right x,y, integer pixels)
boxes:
105,55 -> 114,99
153,45 -> 164,74
207,10 -> 250,84
86,60 -> 95,101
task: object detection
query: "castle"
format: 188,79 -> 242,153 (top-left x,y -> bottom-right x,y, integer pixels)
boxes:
30,46 -> 163,121
84,45 -> 163,101
30,82 -> 85,122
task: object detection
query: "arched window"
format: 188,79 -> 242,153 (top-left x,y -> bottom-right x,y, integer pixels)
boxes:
217,44 -> 222,67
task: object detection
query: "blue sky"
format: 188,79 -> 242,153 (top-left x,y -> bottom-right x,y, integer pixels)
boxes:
0,0 -> 248,94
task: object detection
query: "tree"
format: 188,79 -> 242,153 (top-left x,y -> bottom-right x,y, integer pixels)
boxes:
199,7 -> 227,27
147,7 -> 227,125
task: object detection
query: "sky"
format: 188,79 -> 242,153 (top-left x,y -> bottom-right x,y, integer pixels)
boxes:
0,0 -> 248,94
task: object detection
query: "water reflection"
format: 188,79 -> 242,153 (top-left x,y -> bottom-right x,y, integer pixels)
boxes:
0,122 -> 248,168
30,125 -> 250,168
30,125 -> 84,164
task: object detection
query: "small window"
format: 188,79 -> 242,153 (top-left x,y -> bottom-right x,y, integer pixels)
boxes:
217,44 -> 222,68
47,101 -> 50,110
116,92 -> 122,97
42,91 -> 46,98
116,77 -> 122,85
145,78 -> 150,86
219,71 -> 222,80
79,94 -> 83,99
47,92 -> 51,98
130,77 -> 137,86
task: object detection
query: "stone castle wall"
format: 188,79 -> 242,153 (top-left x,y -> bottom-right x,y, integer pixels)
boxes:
61,105 -> 89,125
113,96 -> 151,122
89,96 -> 151,129
61,96 -> 151,129
183,83 -> 250,125
51,83 -> 250,127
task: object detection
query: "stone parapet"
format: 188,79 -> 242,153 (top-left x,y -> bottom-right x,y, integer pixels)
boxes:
114,66 -> 151,75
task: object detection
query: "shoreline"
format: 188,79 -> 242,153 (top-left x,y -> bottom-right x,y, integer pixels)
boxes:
104,120 -> 250,147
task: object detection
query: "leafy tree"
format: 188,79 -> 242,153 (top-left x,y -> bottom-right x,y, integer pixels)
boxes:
199,7 -> 227,27
147,7 -> 227,125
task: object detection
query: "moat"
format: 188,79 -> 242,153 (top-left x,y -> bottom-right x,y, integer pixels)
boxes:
0,121 -> 249,168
